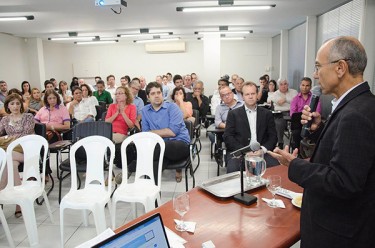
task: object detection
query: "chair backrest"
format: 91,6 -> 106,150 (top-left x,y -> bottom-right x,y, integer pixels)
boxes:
95,105 -> 106,121
120,132 -> 165,187
34,122 -> 47,138
69,135 -> 115,191
0,148 -> 6,182
6,135 -> 48,189
184,120 -> 194,140
72,121 -> 112,141
290,112 -> 303,130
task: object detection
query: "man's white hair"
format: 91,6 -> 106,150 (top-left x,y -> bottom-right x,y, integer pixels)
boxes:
277,78 -> 288,86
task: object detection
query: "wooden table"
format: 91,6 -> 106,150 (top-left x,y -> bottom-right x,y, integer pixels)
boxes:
116,166 -> 303,248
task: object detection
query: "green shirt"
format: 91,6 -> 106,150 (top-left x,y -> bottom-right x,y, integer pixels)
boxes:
93,90 -> 113,104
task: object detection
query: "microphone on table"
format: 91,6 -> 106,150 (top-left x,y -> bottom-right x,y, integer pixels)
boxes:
232,141 -> 260,206
300,86 -> 322,138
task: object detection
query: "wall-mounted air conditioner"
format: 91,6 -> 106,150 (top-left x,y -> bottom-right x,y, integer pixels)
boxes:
145,41 -> 186,54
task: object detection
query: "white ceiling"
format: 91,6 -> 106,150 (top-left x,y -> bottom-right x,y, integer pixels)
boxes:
0,0 -> 350,43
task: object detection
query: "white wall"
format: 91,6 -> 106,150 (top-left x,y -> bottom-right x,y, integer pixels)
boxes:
0,34 -> 273,95
272,35 -> 281,81
0,33 -> 30,88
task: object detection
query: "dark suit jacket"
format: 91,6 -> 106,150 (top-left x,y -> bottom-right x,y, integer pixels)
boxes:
289,82 -> 375,248
138,89 -> 148,105
223,105 -> 277,152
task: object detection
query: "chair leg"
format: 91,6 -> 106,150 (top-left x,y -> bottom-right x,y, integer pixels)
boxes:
92,206 -> 107,235
21,201 -> 39,246
42,191 -> 55,223
111,200 -> 117,229
60,208 -> 65,248
0,208 -> 15,248
82,209 -> 89,226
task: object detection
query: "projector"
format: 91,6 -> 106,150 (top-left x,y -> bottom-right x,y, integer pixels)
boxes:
95,0 -> 127,7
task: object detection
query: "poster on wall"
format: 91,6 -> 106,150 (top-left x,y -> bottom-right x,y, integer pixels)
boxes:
72,61 -> 100,78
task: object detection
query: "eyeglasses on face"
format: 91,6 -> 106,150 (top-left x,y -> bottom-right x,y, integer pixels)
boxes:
314,58 -> 351,73
115,92 -> 125,96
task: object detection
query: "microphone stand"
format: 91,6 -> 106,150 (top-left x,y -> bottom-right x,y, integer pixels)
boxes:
232,149 -> 257,206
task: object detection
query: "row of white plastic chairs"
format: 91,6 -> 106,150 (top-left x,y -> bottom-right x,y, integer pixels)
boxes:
0,132 -> 165,247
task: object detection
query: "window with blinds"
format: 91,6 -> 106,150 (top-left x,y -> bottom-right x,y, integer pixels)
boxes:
316,0 -> 364,47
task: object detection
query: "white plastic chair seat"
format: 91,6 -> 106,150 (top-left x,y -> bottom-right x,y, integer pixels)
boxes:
61,187 -> 110,209
111,132 -> 165,229
0,135 -> 53,247
60,135 -> 115,248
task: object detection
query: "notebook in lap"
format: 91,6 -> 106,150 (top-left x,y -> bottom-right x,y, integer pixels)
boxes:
92,213 -> 171,248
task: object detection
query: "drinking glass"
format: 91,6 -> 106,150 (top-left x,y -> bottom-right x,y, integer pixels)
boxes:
173,192 -> 190,232
245,150 -> 266,186
266,175 -> 281,208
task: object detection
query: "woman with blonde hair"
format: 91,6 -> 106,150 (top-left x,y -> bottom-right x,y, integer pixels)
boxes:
28,88 -> 43,114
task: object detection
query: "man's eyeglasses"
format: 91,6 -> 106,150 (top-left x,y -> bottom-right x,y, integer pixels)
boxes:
220,92 -> 232,98
314,58 -> 351,73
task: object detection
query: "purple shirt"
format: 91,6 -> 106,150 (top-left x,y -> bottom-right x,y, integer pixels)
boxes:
290,92 -> 321,116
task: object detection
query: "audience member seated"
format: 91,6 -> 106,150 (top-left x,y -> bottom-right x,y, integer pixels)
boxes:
120,75 -> 131,87
210,86 -> 243,165
166,74 -> 183,102
266,80 -> 277,104
81,83 -> 99,106
70,77 -> 79,91
129,79 -> 144,130
42,80 -> 64,103
35,89 -> 71,143
142,82 -> 190,183
162,75 -> 170,100
21,81 -> 32,103
0,93 -> 35,218
171,86 -> 195,123
232,76 -> 244,101
58,80 -> 72,105
223,81 -> 278,173
0,80 -> 8,103
183,74 -> 193,93
257,76 -> 269,104
133,77 -> 148,105
106,74 -> 117,100
186,80 -> 210,121
105,86 -> 136,144
93,79 -> 113,105
267,78 -> 298,148
211,78 -> 230,115
28,88 -> 43,115
67,87 -> 97,125
290,77 -> 321,150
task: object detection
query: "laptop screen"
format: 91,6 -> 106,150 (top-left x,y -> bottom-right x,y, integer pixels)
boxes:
92,213 -> 170,248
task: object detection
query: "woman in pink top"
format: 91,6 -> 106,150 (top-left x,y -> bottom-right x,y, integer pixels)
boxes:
35,89 -> 71,143
171,86 -> 195,123
105,86 -> 136,144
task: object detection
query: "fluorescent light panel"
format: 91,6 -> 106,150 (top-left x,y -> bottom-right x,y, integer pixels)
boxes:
199,37 -> 245,40
118,32 -> 172,38
134,37 -> 180,43
75,40 -> 118,45
0,15 -> 34,21
177,5 -> 275,12
196,31 -> 251,35
48,36 -> 96,41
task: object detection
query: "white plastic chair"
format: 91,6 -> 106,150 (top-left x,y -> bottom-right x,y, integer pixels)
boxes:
60,135 -> 115,247
111,132 -> 165,229
0,148 -> 15,248
0,135 -> 54,247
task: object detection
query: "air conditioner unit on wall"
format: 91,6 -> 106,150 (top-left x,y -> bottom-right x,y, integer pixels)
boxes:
145,41 -> 186,54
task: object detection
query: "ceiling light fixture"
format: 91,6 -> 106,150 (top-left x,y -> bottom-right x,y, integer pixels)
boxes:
48,36 -> 97,41
134,37 -> 180,44
118,32 -> 172,38
0,15 -> 34,22
176,5 -> 275,12
75,40 -> 118,45
198,37 -> 245,41
195,30 -> 253,35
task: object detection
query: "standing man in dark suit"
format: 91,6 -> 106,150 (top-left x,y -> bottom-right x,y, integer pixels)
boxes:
223,81 -> 278,173
269,36 -> 375,248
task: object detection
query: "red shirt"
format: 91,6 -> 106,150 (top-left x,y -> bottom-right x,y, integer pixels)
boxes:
105,104 -> 136,135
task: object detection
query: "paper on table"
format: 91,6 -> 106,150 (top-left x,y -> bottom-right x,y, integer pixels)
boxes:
75,228 -> 115,248
174,219 -> 196,233
262,198 -> 286,208
165,226 -> 187,248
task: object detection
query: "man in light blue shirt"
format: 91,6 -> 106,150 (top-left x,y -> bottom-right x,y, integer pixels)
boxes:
142,82 -> 190,182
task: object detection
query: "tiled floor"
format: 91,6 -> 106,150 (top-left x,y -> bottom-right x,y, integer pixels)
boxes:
0,128 -> 300,248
